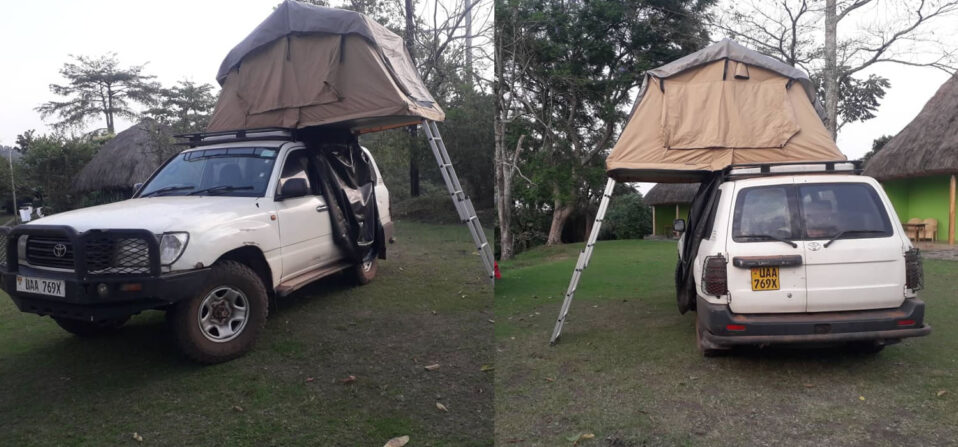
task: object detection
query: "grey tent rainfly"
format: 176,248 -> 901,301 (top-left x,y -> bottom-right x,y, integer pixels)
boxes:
550,39 -> 847,344
207,0 -> 494,279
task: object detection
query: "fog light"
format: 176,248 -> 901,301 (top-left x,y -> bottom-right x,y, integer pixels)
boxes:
120,283 -> 142,292
97,283 -> 109,297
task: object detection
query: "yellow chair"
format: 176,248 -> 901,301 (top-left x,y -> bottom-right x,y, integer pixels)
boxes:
922,218 -> 938,241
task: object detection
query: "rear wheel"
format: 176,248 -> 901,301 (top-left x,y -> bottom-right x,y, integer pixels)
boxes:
354,258 -> 378,285
54,316 -> 129,337
168,261 -> 268,364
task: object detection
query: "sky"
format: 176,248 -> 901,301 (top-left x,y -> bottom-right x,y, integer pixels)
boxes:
0,0 -> 953,185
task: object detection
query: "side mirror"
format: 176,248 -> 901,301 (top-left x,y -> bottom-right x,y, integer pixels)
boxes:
278,178 -> 309,200
673,219 -> 686,233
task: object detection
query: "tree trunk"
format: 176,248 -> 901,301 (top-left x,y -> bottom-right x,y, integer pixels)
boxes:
404,0 -> 420,197
824,0 -> 839,139
494,118 -> 514,260
546,200 -> 574,245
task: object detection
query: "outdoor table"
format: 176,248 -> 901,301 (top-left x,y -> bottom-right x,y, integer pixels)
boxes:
904,223 -> 926,242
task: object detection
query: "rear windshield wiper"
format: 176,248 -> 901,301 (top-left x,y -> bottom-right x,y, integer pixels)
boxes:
823,229 -> 887,248
188,185 -> 255,196
738,234 -> 798,248
140,185 -> 195,197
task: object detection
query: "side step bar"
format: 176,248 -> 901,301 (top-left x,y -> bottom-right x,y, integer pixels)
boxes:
275,262 -> 353,297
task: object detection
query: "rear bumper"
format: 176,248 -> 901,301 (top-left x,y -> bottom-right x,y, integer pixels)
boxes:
698,296 -> 930,348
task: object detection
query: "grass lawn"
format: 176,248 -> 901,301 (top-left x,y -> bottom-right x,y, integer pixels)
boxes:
495,239 -> 958,446
0,221 -> 493,446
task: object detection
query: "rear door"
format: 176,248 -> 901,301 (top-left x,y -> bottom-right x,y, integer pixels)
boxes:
797,179 -> 904,312
725,179 -> 808,314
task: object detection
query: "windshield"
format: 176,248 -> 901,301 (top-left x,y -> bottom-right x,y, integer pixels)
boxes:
138,147 -> 278,198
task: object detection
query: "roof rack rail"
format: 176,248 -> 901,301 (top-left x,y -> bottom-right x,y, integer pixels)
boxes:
723,160 -> 862,179
174,128 -> 297,147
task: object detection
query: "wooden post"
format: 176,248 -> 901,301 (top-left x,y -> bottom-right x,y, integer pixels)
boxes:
950,174 -> 956,245
651,206 -> 656,236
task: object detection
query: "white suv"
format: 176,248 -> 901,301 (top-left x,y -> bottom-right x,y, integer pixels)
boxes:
675,162 -> 930,355
0,129 -> 392,363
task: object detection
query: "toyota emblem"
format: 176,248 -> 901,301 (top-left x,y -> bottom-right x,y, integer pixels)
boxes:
53,243 -> 67,258
807,242 -> 822,251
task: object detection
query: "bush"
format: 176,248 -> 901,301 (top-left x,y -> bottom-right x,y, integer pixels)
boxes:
600,192 -> 651,240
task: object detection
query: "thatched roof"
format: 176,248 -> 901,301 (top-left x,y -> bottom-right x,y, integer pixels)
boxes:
644,183 -> 699,205
74,120 -> 175,192
864,75 -> 958,181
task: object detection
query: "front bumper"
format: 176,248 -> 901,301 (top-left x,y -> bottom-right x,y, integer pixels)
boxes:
698,296 -> 931,348
1,266 -> 210,321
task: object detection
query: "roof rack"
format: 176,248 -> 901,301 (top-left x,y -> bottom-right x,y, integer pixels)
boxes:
174,128 -> 297,147
723,160 -> 862,179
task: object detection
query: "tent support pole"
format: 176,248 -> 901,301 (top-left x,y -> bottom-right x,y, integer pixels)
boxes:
550,178 -> 616,345
421,120 -> 495,281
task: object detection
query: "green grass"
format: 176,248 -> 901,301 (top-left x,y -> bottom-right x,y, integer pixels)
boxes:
495,239 -> 958,446
0,221 -> 493,447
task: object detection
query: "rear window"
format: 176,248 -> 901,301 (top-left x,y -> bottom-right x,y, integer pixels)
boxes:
733,182 -> 892,242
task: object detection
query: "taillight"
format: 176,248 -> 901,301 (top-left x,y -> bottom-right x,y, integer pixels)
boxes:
905,248 -> 923,291
702,254 -> 728,296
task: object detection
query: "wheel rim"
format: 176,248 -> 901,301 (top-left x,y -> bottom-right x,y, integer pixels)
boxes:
362,260 -> 373,272
197,286 -> 250,343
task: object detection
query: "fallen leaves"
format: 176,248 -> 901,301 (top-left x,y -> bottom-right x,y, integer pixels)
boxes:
480,364 -> 495,372
859,396 -> 866,401
566,432 -> 595,445
424,364 -> 441,371
383,435 -> 410,447
232,405 -> 244,412
937,390 -> 948,397
436,402 -> 449,412
132,432 -> 144,442
305,377 -> 315,383
341,375 -> 357,385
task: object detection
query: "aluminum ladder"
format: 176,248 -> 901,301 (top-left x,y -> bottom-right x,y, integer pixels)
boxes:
422,120 -> 495,281
550,178 -> 616,344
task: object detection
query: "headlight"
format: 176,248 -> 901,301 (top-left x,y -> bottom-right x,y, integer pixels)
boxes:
159,232 -> 189,265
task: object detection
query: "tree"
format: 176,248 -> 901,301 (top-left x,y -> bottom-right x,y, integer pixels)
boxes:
36,53 -> 159,134
861,134 -> 893,166
498,0 -> 714,246
18,134 -> 98,212
715,0 -> 958,138
144,80 -> 217,133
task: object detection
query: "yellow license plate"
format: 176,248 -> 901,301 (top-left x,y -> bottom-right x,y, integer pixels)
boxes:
750,266 -> 780,291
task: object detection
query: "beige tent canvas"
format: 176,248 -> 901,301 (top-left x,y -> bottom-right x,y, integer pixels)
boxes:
606,39 -> 845,183
207,1 -> 444,133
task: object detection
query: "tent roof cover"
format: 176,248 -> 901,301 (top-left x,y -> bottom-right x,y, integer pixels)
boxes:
208,0 -> 443,133
606,39 -> 845,183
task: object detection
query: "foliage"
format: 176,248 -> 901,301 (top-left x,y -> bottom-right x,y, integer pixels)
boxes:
861,134 -> 893,166
36,53 -> 159,134
143,80 -> 216,134
16,134 -> 98,212
600,190 -> 652,241
811,71 -> 890,131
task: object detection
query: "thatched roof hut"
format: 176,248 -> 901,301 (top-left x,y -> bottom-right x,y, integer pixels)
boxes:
644,183 -> 699,237
863,75 -> 958,244
74,120 -> 175,193
864,75 -> 958,181
644,183 -> 699,206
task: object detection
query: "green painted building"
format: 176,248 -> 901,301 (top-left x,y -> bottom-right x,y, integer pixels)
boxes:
864,75 -> 958,244
644,183 -> 697,237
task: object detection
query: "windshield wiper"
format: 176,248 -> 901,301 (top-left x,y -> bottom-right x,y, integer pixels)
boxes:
140,185 -> 194,197
188,185 -> 255,196
739,234 -> 798,248
823,230 -> 887,248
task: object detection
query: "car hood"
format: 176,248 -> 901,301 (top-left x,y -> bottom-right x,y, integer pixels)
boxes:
30,196 -> 267,234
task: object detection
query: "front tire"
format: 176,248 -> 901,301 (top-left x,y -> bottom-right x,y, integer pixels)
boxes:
354,258 -> 378,285
54,316 -> 129,337
168,261 -> 268,364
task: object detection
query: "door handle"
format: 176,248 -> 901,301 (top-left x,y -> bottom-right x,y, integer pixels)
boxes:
316,204 -> 329,212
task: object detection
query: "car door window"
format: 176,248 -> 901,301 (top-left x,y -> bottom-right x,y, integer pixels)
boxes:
732,186 -> 796,241
799,183 -> 891,239
278,150 -> 317,195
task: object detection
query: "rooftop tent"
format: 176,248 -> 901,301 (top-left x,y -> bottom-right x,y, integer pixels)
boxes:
207,0 -> 444,133
605,38 -> 845,183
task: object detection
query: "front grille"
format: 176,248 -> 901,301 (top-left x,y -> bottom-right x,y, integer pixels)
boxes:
84,237 -> 151,275
26,236 -> 75,270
